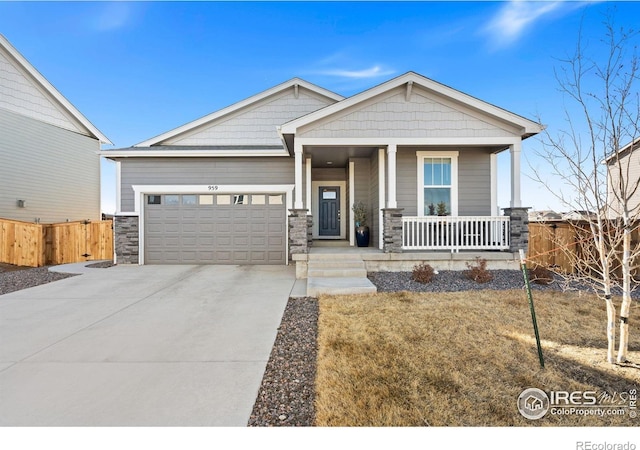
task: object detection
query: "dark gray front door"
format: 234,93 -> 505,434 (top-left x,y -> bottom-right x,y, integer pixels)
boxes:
319,186 -> 340,236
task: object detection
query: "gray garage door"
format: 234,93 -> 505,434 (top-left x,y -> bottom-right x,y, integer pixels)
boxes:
144,193 -> 286,264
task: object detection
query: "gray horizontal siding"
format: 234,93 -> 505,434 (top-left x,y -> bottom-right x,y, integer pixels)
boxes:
397,148 -> 418,216
396,147 -> 492,216
119,157 -> 294,212
458,149 -> 491,215
311,168 -> 346,182
0,107 -> 101,222
352,157 -> 371,225
608,150 -> 640,216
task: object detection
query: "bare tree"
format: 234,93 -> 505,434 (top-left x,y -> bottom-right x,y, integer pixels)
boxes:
531,14 -> 639,364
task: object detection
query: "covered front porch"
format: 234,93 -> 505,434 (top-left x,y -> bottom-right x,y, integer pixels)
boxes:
287,139 -> 529,257
279,72 -> 542,275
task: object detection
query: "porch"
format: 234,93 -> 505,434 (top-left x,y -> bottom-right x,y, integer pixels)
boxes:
292,242 -> 521,280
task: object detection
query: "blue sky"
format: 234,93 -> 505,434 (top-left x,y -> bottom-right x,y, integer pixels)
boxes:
1,1 -> 639,215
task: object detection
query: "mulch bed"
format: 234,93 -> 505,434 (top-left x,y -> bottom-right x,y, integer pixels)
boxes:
248,297 -> 318,426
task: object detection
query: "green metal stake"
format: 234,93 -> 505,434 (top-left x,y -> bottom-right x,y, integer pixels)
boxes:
519,249 -> 545,369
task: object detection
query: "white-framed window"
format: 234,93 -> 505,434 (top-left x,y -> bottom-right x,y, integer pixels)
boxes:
417,151 -> 459,216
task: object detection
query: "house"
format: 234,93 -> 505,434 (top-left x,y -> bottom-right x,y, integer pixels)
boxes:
529,210 -> 562,222
102,72 -> 543,273
606,137 -> 640,218
561,210 -> 598,221
0,34 -> 111,223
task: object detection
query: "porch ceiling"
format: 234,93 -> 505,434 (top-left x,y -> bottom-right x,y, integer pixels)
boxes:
305,146 -> 376,168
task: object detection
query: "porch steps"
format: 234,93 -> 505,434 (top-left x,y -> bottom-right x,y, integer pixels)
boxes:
306,255 -> 377,297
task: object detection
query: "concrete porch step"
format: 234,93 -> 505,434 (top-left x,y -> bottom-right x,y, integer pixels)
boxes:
307,277 -> 377,297
307,259 -> 365,269
307,267 -> 368,278
307,252 -> 371,261
307,258 -> 367,278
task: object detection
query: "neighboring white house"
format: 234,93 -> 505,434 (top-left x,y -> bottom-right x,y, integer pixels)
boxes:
529,210 -> 562,222
606,137 -> 640,218
0,34 -> 111,223
102,71 -> 543,265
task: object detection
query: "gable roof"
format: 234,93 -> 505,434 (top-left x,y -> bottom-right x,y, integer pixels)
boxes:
135,78 -> 344,147
279,71 -> 544,138
0,34 -> 111,144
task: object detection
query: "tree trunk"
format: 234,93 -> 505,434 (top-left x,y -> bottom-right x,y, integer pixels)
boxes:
617,226 -> 632,363
597,231 -> 617,364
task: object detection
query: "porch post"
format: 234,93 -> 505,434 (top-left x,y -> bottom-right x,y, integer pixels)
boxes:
510,141 -> 522,208
294,142 -> 304,209
378,148 -> 386,250
490,153 -> 498,215
305,156 -> 312,211
349,160 -> 355,246
387,144 -> 398,208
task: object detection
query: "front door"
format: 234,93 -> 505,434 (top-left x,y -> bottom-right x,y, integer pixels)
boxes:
319,186 -> 340,236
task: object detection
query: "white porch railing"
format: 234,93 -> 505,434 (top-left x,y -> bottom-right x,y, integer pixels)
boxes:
402,216 -> 510,251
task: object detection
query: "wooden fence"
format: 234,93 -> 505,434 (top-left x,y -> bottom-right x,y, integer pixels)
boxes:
0,218 -> 113,267
528,221 -> 640,275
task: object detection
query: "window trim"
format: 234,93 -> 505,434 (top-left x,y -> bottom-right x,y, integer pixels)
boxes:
417,151 -> 459,217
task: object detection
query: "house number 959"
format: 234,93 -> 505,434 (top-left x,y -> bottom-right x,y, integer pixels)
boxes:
207,185 -> 219,191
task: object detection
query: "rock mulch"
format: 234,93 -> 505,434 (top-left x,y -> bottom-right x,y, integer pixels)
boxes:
369,270 -> 640,298
0,266 -> 76,296
248,297 -> 318,427
369,269 -> 550,293
85,261 -> 115,269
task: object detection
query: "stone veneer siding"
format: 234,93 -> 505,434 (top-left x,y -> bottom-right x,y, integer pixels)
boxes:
382,208 -> 404,253
114,215 -> 139,264
503,207 -> 530,253
288,209 -> 312,260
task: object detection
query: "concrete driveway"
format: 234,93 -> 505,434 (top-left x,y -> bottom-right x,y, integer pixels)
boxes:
0,264 -> 296,426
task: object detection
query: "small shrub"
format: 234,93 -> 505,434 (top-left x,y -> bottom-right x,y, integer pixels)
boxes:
412,263 -> 436,284
529,265 -> 554,285
464,258 -> 493,283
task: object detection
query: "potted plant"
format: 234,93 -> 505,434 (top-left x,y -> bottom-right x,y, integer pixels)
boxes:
352,201 -> 370,247
436,201 -> 448,216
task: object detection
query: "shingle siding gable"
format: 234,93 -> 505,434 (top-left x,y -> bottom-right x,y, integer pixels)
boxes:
0,49 -> 82,134
299,86 -> 521,139
165,89 -> 335,146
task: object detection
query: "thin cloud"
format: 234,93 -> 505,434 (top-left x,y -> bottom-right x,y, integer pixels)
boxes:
483,1 -> 563,48
317,65 -> 396,79
90,2 -> 135,32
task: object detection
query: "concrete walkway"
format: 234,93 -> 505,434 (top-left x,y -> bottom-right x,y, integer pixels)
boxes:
0,264 -> 295,426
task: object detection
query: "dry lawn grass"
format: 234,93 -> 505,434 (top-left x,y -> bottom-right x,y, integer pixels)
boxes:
316,290 -> 640,426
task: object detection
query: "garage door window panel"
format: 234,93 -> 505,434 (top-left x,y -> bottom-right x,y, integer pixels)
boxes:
217,195 -> 231,205
165,195 -> 179,205
199,195 -> 214,205
182,195 -> 197,205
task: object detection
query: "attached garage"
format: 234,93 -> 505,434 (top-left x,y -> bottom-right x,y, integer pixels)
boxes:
143,193 -> 286,265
